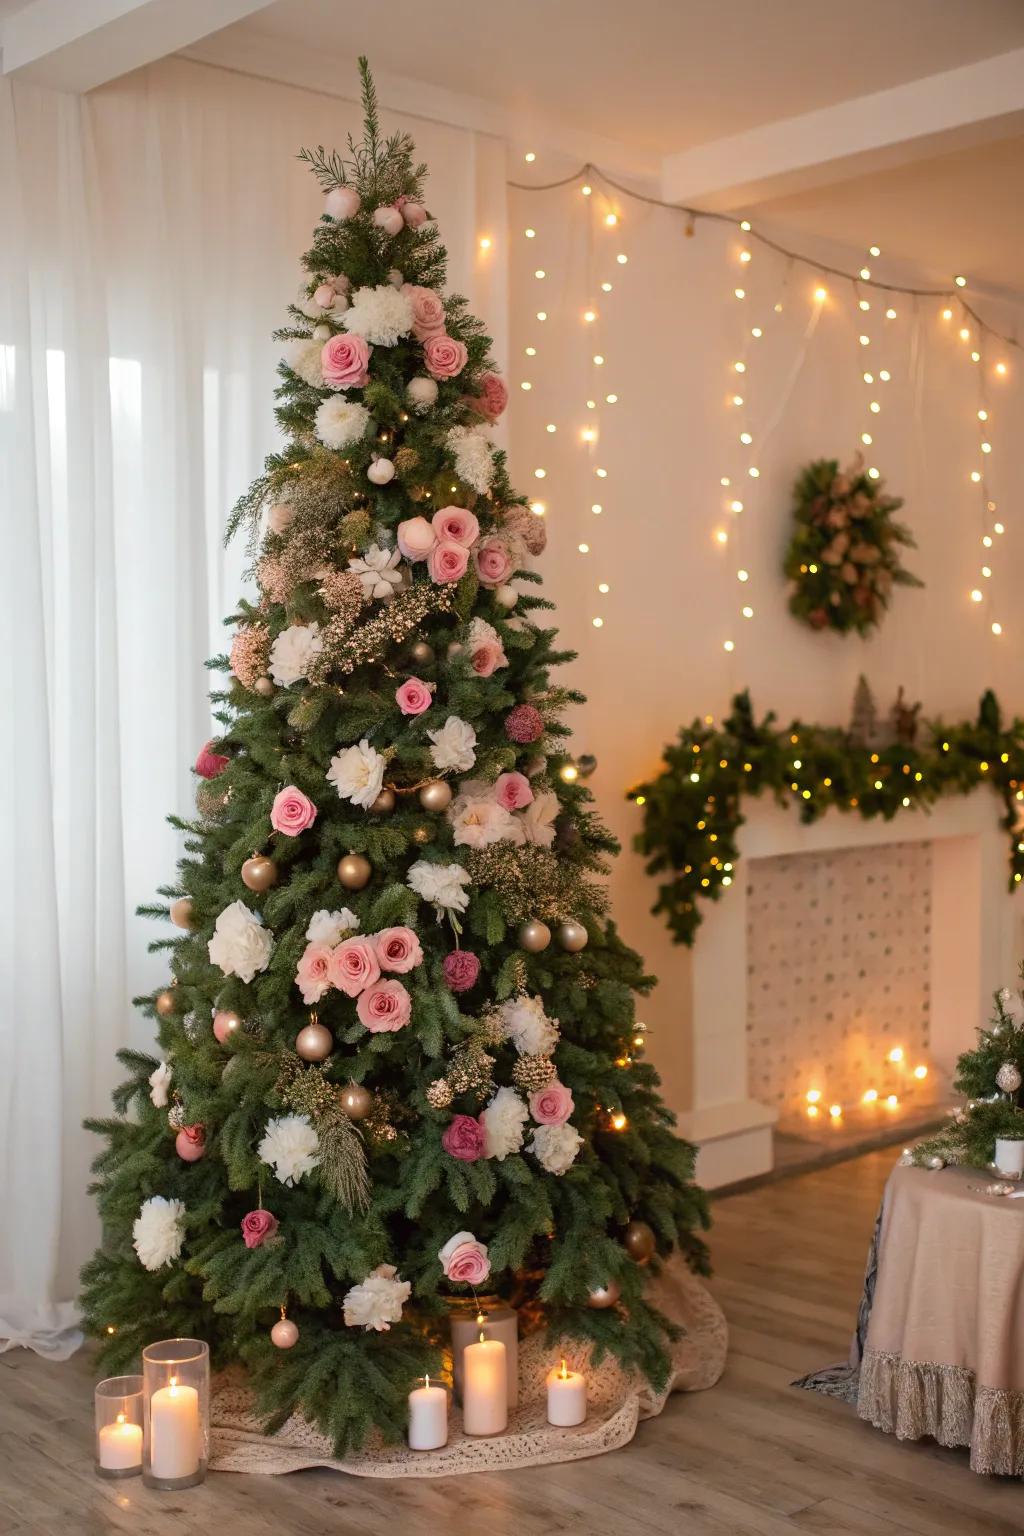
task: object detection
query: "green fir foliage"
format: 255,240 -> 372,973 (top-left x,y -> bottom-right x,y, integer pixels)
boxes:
913,983 -> 1024,1168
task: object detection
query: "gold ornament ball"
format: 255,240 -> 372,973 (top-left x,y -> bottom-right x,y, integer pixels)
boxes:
623,1220 -> 657,1265
154,988 -> 177,1018
518,918 -> 552,953
254,676 -> 275,698
338,852 -> 372,889
419,779 -> 452,812
587,1279 -> 622,1310
557,919 -> 589,953
295,1021 -> 333,1062
338,1080 -> 373,1121
370,787 -> 396,814
412,823 -> 433,845
241,854 -> 278,893
409,639 -> 435,666
169,897 -> 195,930
270,1317 -> 299,1349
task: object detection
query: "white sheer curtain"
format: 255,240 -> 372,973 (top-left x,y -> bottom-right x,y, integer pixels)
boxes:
1,57 -> 508,1357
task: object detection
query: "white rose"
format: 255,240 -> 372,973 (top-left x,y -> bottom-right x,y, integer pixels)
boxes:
315,397 -> 371,451
342,1264 -> 412,1332
148,1060 -> 173,1109
529,1122 -> 583,1176
269,622 -> 322,687
500,994 -> 559,1056
480,1087 -> 529,1161
306,908 -> 359,944
258,1113 -> 319,1186
208,900 -> 273,984
133,1196 -> 186,1271
428,716 -> 477,773
407,859 -> 472,914
326,739 -> 386,809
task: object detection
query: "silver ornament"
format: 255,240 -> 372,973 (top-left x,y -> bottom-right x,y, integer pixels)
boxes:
996,1062 -> 1022,1094
518,918 -> 551,953
419,779 -> 453,812
557,919 -> 589,953
925,1154 -> 946,1170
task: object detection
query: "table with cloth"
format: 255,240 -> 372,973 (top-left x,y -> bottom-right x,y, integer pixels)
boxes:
797,1157 -> 1024,1476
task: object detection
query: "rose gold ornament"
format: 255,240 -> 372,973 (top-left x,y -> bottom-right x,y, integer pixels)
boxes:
622,1220 -> 656,1265
271,1315 -> 299,1349
409,639 -> 434,665
212,1009 -> 242,1045
517,919 -> 551,953
586,1279 -> 621,1310
154,988 -> 177,1018
175,1126 -> 206,1162
241,854 -> 278,893
418,779 -> 452,812
169,897 -> 195,930
557,919 -> 589,953
295,1021 -> 333,1062
338,1081 -> 372,1121
370,787 -> 396,814
337,852 -> 372,889
254,677 -> 275,697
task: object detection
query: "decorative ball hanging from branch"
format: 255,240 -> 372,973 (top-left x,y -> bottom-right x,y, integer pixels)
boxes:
783,457 -> 921,636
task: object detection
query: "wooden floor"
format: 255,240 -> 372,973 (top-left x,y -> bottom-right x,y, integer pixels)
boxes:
4,1148 -> 1024,1536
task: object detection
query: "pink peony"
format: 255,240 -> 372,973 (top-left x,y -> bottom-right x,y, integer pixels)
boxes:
442,1114 -> 486,1162
404,284 -> 447,341
479,371 -> 509,420
423,335 -> 468,380
375,926 -> 423,973
438,1231 -> 490,1286
195,741 -> 229,780
505,703 -> 545,744
495,771 -> 533,810
330,937 -> 381,998
357,978 -> 412,1033
241,1209 -> 279,1249
428,540 -> 470,584
175,1125 -> 205,1162
443,950 -> 481,993
396,677 -> 433,716
270,785 -> 317,837
296,941 -> 334,1005
470,636 -> 504,678
474,537 -> 516,588
530,1081 -> 575,1126
432,506 -> 479,548
321,333 -> 371,390
397,515 -> 437,562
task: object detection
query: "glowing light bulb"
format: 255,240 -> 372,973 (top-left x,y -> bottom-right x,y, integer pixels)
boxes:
863,1088 -> 878,1103
959,327 -> 970,341
524,228 -> 536,239
536,311 -> 547,321
714,529 -> 728,545
610,1111 -> 627,1130
970,470 -> 981,483
971,589 -> 983,602
888,1047 -> 904,1063
992,621 -> 1003,635
859,334 -> 870,346
806,1089 -> 822,1104
869,245 -> 881,257
740,431 -> 752,445
869,401 -> 880,413
616,253 -> 628,264
581,184 -> 592,197
814,285 -> 827,302
742,606 -> 753,619
748,466 -> 760,478
982,442 -> 991,453
941,307 -> 952,320
604,213 -> 618,227
593,354 -> 605,365
583,308 -> 596,323
860,267 -> 871,280
533,467 -> 546,478
734,287 -> 746,299
751,327 -> 762,338
595,466 -> 607,478
740,220 -> 751,231
598,582 -> 610,593
530,502 -> 545,515
886,1094 -> 899,1108
524,151 -> 536,163
545,422 -> 556,432
954,274 -> 966,287
525,346 -> 536,357
879,369 -> 891,381
737,568 -> 749,581
913,1065 -> 928,1080
591,503 -> 602,514
829,1104 -> 842,1119
581,427 -> 596,443
734,361 -> 746,373
723,639 -> 735,652
479,237 -> 492,251
886,307 -> 896,319
578,542 -> 590,553
520,381 -> 532,391
859,299 -> 870,312
996,361 -> 1008,375
730,499 -> 744,513
605,393 -> 618,404
534,269 -> 546,280
739,250 -> 752,263
592,616 -> 604,629
601,281 -> 612,292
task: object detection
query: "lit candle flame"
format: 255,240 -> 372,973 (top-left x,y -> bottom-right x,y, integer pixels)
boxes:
169,1376 -> 178,1395
559,1359 -> 569,1380
116,1412 -> 125,1425
424,1374 -> 430,1389
478,1330 -> 486,1344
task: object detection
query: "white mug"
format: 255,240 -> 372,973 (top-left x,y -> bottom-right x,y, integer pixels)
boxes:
994,1137 -> 1024,1177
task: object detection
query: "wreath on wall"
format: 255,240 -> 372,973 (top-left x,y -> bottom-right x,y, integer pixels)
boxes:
783,457 -> 922,635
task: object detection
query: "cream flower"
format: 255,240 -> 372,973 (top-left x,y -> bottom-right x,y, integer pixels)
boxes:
148,1061 -> 173,1109
517,789 -> 559,848
315,397 -> 371,451
480,1086 -> 529,1161
500,994 -> 559,1057
306,908 -> 359,944
446,424 -> 495,494
281,337 -> 324,388
449,789 -> 518,850
326,739 -> 386,809
133,1196 -> 186,1271
208,900 -> 273,984
407,859 -> 472,914
342,1264 -> 412,1332
343,284 -> 414,346
427,716 -> 477,773
348,544 -> 402,601
529,1122 -> 583,1176
258,1113 -> 320,1186
269,622 -> 323,687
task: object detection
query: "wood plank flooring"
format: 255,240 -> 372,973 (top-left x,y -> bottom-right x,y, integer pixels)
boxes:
4,1148 -> 1024,1536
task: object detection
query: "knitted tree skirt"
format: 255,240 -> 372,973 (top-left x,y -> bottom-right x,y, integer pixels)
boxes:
210,1258 -> 727,1478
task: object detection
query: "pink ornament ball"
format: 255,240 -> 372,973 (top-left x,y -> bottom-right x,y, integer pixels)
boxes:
213,1009 -> 242,1045
271,1317 -> 299,1349
402,201 -> 428,229
505,703 -> 545,744
325,186 -> 360,221
175,1126 -> 206,1162
373,205 -> 404,237
313,282 -> 335,309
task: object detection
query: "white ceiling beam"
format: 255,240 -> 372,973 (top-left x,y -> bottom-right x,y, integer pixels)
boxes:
661,49 -> 1024,211
1,0 -> 276,93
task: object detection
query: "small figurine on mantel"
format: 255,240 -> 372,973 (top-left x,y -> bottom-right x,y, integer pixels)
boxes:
890,686 -> 921,746
848,674 -> 879,748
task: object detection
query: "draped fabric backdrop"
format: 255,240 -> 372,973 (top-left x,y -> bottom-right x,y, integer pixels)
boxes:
0,57 -> 507,1357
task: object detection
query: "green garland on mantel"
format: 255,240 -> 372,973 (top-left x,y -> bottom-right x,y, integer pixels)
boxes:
630,689 -> 1024,947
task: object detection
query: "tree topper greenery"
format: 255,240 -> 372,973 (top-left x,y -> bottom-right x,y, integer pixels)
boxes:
913,983 -> 1024,1169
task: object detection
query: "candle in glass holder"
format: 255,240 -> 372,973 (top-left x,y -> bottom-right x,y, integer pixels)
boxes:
99,1413 -> 144,1470
546,1359 -> 587,1426
150,1376 -> 200,1481
94,1374 -> 144,1479
449,1300 -> 519,1407
407,1374 -> 448,1450
462,1330 -> 507,1436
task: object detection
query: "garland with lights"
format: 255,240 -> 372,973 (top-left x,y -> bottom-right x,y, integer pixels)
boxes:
783,457 -> 921,635
911,983 -> 1024,1170
631,689 -> 1024,946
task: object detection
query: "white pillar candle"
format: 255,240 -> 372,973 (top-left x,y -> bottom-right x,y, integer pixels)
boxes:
546,1360 -> 587,1427
462,1334 -> 507,1436
450,1303 -> 519,1407
150,1378 -> 200,1480
98,1414 -> 143,1470
995,1137 -> 1024,1176
407,1375 -> 448,1451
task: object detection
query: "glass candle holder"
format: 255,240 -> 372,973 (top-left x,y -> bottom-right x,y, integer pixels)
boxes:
142,1338 -> 209,1489
448,1295 -> 519,1408
94,1375 -> 143,1478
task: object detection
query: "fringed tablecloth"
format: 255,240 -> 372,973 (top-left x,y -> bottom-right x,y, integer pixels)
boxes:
210,1255 -> 727,1477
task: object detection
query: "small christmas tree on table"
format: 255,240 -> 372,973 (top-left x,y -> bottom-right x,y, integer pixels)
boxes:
913,983 -> 1024,1169
80,60 -> 709,1454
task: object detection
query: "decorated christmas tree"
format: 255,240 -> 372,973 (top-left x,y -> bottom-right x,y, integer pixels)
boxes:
81,62 -> 709,1453
913,981 -> 1024,1169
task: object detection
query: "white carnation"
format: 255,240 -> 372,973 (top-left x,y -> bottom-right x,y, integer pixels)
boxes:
447,424 -> 495,494
407,859 -> 472,914
208,900 -> 274,984
315,396 -> 371,451
407,376 -> 438,413
326,739 -> 386,809
258,1113 -> 319,1186
517,789 -> 559,848
269,621 -> 322,687
306,908 -> 359,944
348,543 -> 402,601
500,994 -> 559,1056
342,1263 -> 411,1332
343,283 -> 414,346
281,337 -> 324,388
133,1195 -> 186,1271
450,789 -> 518,850
481,1086 -> 529,1161
529,1122 -> 583,1176
148,1060 -> 172,1109
428,715 -> 477,773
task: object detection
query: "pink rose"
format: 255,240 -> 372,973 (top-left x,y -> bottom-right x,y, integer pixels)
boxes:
375,926 -> 424,973
438,1231 -> 490,1286
495,771 -> 533,810
195,741 -> 229,780
241,1209 -> 279,1249
270,785 -> 317,837
432,506 -> 479,548
313,282 -> 335,309
402,201 -> 428,229
357,978 -> 412,1033
423,334 -> 468,380
175,1125 -> 205,1162
530,1081 -> 575,1126
478,371 -> 508,420
428,540 -> 470,584
470,637 -> 504,678
442,1114 -> 486,1162
321,333 -> 371,390
397,515 -> 437,562
443,950 -> 480,992
404,284 -> 447,341
396,677 -> 433,716
330,937 -> 382,998
296,941 -> 334,1005
474,537 -> 516,588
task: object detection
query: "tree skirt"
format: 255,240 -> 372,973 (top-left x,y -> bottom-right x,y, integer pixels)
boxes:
210,1257 -> 727,1477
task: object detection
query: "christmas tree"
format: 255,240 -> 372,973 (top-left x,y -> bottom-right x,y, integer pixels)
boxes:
81,61 -> 709,1453
913,981 -> 1024,1168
